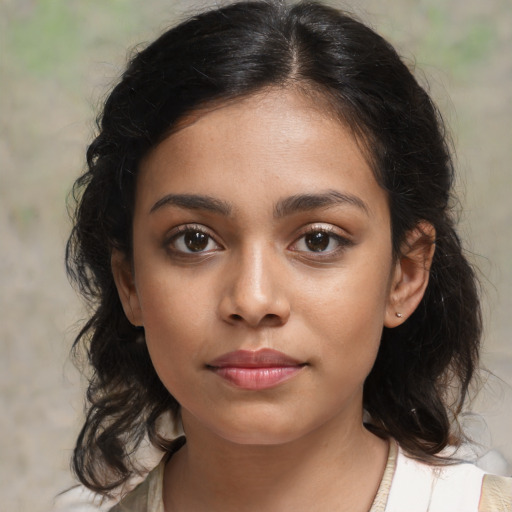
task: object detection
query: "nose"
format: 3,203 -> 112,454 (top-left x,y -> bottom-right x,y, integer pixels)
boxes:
218,245 -> 290,328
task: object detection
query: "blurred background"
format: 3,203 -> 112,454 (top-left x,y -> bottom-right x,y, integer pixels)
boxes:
1,0 -> 511,510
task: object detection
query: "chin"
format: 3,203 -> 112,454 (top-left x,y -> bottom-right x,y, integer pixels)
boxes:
209,416 -> 314,447
220,431 -> 302,447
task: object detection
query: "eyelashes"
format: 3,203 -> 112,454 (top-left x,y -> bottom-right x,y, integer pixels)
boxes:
163,223 -> 354,259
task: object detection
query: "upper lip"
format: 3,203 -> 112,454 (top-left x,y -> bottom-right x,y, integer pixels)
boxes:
207,348 -> 304,368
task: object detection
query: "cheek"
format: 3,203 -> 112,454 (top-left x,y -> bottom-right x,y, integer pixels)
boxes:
297,252 -> 392,369
299,255 -> 393,328
134,268 -> 219,385
137,262 -> 213,328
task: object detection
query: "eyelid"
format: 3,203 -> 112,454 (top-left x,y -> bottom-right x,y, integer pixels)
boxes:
293,223 -> 351,241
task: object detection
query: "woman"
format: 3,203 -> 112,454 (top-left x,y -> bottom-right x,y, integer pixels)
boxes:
58,1 -> 512,510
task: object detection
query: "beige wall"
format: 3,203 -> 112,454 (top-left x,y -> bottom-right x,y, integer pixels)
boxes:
1,1 -> 510,510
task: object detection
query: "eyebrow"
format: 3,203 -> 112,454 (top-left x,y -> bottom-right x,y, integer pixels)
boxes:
150,194 -> 232,216
149,190 -> 369,218
273,190 -> 370,218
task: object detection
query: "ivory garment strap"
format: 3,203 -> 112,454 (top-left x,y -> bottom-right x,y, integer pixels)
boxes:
385,447 -> 486,512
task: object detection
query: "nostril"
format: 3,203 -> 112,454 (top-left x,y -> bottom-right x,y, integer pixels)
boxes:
264,313 -> 284,326
228,313 -> 281,325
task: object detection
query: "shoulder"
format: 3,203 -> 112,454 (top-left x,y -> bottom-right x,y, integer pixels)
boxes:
480,473 -> 512,511
385,445 -> 512,512
109,461 -> 164,512
51,485 -> 118,512
51,463 -> 164,512
52,437 -> 184,512
51,460 -> 166,512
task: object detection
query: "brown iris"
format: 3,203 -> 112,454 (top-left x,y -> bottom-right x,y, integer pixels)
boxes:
184,231 -> 209,252
305,232 -> 330,252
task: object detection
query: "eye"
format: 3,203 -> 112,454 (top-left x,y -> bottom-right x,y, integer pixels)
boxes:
166,226 -> 221,254
290,226 -> 352,255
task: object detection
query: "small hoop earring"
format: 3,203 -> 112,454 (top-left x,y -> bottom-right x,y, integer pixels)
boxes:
395,312 -> 403,318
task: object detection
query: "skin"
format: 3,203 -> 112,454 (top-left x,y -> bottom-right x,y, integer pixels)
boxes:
113,88 -> 434,512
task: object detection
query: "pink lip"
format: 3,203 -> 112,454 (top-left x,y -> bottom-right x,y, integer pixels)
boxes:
207,349 -> 306,390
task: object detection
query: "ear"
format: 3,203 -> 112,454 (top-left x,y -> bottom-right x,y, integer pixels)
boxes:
384,222 -> 435,328
111,249 -> 143,327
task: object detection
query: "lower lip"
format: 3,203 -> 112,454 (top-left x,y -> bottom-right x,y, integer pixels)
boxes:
211,366 -> 304,390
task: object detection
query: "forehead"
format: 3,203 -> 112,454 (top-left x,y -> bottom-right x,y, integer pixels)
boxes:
137,88 -> 388,220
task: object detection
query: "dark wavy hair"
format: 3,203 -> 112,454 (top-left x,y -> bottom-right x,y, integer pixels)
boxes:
66,0 -> 481,494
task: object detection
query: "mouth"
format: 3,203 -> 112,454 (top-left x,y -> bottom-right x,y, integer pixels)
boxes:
206,349 -> 307,390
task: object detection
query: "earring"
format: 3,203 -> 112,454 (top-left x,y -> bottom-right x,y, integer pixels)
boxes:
395,312 -> 403,318
135,327 -> 146,344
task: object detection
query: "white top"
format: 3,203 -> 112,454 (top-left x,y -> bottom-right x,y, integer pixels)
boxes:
386,445 -> 487,512
52,440 -> 512,512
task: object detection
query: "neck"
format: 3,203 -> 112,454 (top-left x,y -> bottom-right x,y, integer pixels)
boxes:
163,411 -> 388,512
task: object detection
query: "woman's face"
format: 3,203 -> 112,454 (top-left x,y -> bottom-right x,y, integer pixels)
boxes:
117,89 -> 402,445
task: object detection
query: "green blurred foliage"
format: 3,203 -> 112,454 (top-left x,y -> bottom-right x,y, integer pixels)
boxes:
4,0 -> 148,84
419,5 -> 496,79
